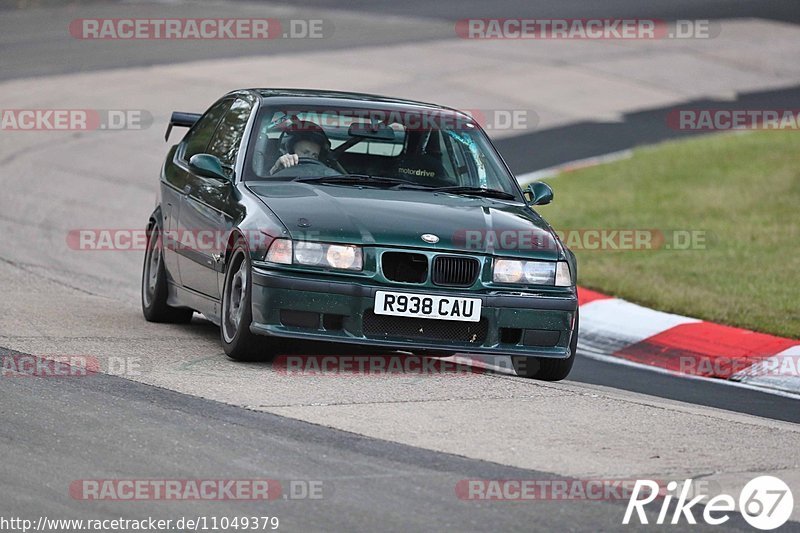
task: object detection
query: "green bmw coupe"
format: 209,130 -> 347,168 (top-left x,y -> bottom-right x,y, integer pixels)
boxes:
142,89 -> 578,380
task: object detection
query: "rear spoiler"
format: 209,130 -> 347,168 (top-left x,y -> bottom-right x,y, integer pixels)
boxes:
165,112 -> 201,141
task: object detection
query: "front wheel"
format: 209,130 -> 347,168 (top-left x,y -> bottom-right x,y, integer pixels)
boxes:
512,310 -> 578,381
221,239 -> 275,362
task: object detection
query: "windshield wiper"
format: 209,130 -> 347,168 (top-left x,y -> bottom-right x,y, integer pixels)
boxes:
294,176 -> 515,199
405,185 -> 517,200
295,174 -> 414,187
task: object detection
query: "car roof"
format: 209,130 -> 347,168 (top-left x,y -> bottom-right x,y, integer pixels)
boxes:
225,88 -> 470,117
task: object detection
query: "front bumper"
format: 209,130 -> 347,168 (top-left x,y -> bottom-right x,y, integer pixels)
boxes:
250,267 -> 578,358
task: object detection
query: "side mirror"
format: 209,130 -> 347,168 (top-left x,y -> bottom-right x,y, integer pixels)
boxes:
189,154 -> 229,182
524,181 -> 554,206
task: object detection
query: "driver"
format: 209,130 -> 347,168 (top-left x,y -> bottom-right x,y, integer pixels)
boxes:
270,121 -> 334,174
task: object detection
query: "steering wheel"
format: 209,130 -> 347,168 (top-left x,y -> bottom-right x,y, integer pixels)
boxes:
271,156 -> 342,178
296,156 -> 328,166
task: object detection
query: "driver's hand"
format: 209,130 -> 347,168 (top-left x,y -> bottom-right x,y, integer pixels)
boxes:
270,153 -> 299,174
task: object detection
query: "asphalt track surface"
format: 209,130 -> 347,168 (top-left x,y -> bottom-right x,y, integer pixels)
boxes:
6,345 -> 790,533
0,346 -> 786,533
3,0 -> 800,80
1,1 -> 799,531
266,0 -> 800,24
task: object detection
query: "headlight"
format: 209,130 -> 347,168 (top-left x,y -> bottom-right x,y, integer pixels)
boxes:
265,239 -> 363,271
326,244 -> 361,270
523,261 -> 555,284
493,259 -> 524,283
294,241 -> 324,265
493,259 -> 571,286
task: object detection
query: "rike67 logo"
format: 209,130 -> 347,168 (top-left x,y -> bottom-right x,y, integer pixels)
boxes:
624,476 -> 794,530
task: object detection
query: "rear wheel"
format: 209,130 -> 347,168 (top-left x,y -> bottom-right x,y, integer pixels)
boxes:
512,310 -> 578,381
221,239 -> 276,362
141,220 -> 194,324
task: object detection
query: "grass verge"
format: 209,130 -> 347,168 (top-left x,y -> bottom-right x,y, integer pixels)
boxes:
534,130 -> 799,338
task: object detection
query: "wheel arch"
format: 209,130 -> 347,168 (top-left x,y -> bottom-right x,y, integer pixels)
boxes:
224,228 -> 247,270
147,206 -> 164,231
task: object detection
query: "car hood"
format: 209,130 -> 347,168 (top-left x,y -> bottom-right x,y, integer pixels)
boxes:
248,182 -> 562,259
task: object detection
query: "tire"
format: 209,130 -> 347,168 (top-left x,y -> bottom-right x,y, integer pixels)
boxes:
141,220 -> 194,324
512,309 -> 578,381
221,238 -> 275,362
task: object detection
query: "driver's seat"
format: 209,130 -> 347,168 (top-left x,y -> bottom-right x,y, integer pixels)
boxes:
253,137 -> 280,177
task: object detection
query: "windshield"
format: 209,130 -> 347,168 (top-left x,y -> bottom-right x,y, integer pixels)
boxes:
244,105 -> 522,199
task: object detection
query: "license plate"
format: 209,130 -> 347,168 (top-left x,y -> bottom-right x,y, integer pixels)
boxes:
373,291 -> 482,322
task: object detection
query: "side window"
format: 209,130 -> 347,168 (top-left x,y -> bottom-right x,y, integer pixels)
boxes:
207,99 -> 252,168
183,99 -> 232,161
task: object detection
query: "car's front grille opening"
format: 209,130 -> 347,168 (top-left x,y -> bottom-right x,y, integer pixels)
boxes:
362,311 -> 488,344
381,252 -> 428,283
500,328 -> 522,345
322,314 -> 344,331
280,310 -> 320,329
522,329 -> 561,347
432,255 -> 480,287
